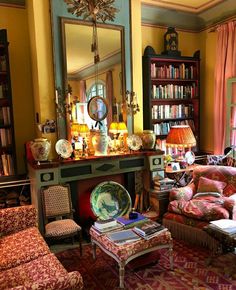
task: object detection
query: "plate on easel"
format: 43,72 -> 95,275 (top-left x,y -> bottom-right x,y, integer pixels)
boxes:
127,135 -> 142,151
185,151 -> 195,165
90,181 -> 132,220
55,139 -> 73,159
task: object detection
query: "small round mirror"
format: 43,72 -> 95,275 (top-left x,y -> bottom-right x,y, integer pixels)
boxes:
87,96 -> 108,122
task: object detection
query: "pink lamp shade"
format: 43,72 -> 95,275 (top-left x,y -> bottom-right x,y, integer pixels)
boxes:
166,125 -> 196,149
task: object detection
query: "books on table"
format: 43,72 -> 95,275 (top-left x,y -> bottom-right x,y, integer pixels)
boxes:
106,229 -> 141,244
94,218 -> 117,229
91,223 -> 124,234
209,219 -> 236,236
116,212 -> 148,228
133,220 -> 168,240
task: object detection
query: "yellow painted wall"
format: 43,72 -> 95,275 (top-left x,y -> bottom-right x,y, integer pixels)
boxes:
0,5 -> 35,174
27,0 -> 57,160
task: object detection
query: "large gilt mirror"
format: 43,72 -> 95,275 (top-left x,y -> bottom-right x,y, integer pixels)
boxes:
50,0 -> 132,139
61,18 -> 126,134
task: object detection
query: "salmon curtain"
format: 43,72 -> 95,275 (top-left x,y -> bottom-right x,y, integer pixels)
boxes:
106,70 -> 113,128
79,80 -> 87,102
214,21 -> 236,154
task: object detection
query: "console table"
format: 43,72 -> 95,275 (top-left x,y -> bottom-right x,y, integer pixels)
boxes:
27,151 -> 164,233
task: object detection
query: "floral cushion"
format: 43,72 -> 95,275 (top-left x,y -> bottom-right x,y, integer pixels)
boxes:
168,194 -> 235,221
0,205 -> 37,235
0,227 -> 50,271
0,253 -> 83,290
197,176 -> 226,194
89,226 -> 172,263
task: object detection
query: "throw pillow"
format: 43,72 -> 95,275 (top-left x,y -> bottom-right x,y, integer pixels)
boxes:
197,176 -> 226,194
193,192 -> 222,198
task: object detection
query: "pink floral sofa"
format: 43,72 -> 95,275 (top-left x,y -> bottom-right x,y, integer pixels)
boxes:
0,205 -> 83,290
163,165 -> 236,249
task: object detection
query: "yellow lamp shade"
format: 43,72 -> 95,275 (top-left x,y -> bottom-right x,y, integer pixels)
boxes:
109,122 -> 119,134
78,123 -> 89,134
117,122 -> 128,134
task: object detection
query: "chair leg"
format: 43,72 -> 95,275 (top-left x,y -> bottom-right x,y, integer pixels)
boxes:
79,230 -> 83,256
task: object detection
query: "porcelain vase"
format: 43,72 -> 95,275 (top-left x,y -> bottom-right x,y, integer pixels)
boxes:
92,131 -> 109,156
142,130 -> 156,150
30,138 -> 51,161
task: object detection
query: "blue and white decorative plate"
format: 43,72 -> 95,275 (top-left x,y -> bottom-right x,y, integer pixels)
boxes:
90,181 -> 132,220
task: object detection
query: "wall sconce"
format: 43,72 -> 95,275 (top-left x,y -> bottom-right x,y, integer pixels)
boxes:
125,90 -> 140,115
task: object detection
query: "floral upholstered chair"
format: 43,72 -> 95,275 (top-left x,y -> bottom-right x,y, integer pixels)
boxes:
41,184 -> 82,255
163,165 -> 236,248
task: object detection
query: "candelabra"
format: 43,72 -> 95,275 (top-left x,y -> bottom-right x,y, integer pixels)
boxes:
125,90 -> 140,115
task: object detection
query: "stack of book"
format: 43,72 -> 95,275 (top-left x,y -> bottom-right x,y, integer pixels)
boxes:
92,218 -> 123,234
106,229 -> 141,245
116,212 -> 148,229
153,177 -> 175,191
133,220 -> 168,240
209,219 -> 236,236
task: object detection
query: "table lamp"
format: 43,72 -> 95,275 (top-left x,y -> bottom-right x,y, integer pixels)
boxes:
78,123 -> 90,157
109,121 -> 119,151
166,125 -> 196,160
117,122 -> 128,151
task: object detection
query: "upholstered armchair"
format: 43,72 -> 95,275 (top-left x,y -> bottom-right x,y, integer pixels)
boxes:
163,165 -> 236,248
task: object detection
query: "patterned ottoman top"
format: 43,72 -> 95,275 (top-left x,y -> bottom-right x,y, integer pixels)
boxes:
90,227 -> 172,262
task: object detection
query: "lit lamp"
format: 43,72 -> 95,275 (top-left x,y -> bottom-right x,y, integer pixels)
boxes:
109,122 -> 119,151
117,122 -> 128,151
166,125 -> 196,160
78,123 -> 90,157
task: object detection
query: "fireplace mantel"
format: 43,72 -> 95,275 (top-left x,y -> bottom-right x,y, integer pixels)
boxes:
28,150 -> 164,232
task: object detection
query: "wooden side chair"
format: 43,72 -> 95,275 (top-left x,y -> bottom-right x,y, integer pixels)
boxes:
41,184 -> 82,255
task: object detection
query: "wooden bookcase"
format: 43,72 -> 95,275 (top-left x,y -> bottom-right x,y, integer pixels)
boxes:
142,49 -> 200,153
0,29 -> 16,176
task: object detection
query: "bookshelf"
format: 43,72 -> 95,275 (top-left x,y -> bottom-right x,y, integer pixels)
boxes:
142,48 -> 200,153
0,29 -> 16,176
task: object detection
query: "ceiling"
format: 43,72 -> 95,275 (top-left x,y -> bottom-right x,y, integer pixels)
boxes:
1,0 -> 235,31
141,0 -> 236,30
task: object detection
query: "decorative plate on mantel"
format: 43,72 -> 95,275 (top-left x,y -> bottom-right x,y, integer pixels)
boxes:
127,134 -> 142,151
90,181 -> 132,220
55,139 -> 73,159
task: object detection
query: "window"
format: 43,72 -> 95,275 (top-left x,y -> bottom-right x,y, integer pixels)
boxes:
226,77 -> 236,157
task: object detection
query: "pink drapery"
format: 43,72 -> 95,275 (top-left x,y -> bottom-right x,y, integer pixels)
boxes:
214,21 -> 236,154
106,70 -> 113,128
79,80 -> 87,102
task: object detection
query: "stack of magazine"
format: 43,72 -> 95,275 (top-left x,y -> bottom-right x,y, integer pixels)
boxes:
106,229 -> 141,245
92,218 -> 123,234
209,219 -> 236,236
133,220 -> 168,240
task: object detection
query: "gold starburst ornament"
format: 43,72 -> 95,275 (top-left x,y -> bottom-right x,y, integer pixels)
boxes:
64,0 -> 119,22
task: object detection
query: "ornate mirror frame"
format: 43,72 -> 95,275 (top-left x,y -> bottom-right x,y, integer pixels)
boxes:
50,0 -> 132,139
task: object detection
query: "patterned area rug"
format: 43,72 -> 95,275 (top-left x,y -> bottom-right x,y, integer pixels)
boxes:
56,239 -> 236,290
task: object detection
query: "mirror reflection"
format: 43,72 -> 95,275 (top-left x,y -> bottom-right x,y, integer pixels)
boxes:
62,19 -> 126,135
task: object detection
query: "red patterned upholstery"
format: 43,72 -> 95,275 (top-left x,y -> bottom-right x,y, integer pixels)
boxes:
0,254 -> 83,290
0,205 -> 83,290
0,205 -> 37,235
163,165 -> 236,248
0,227 -> 50,271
